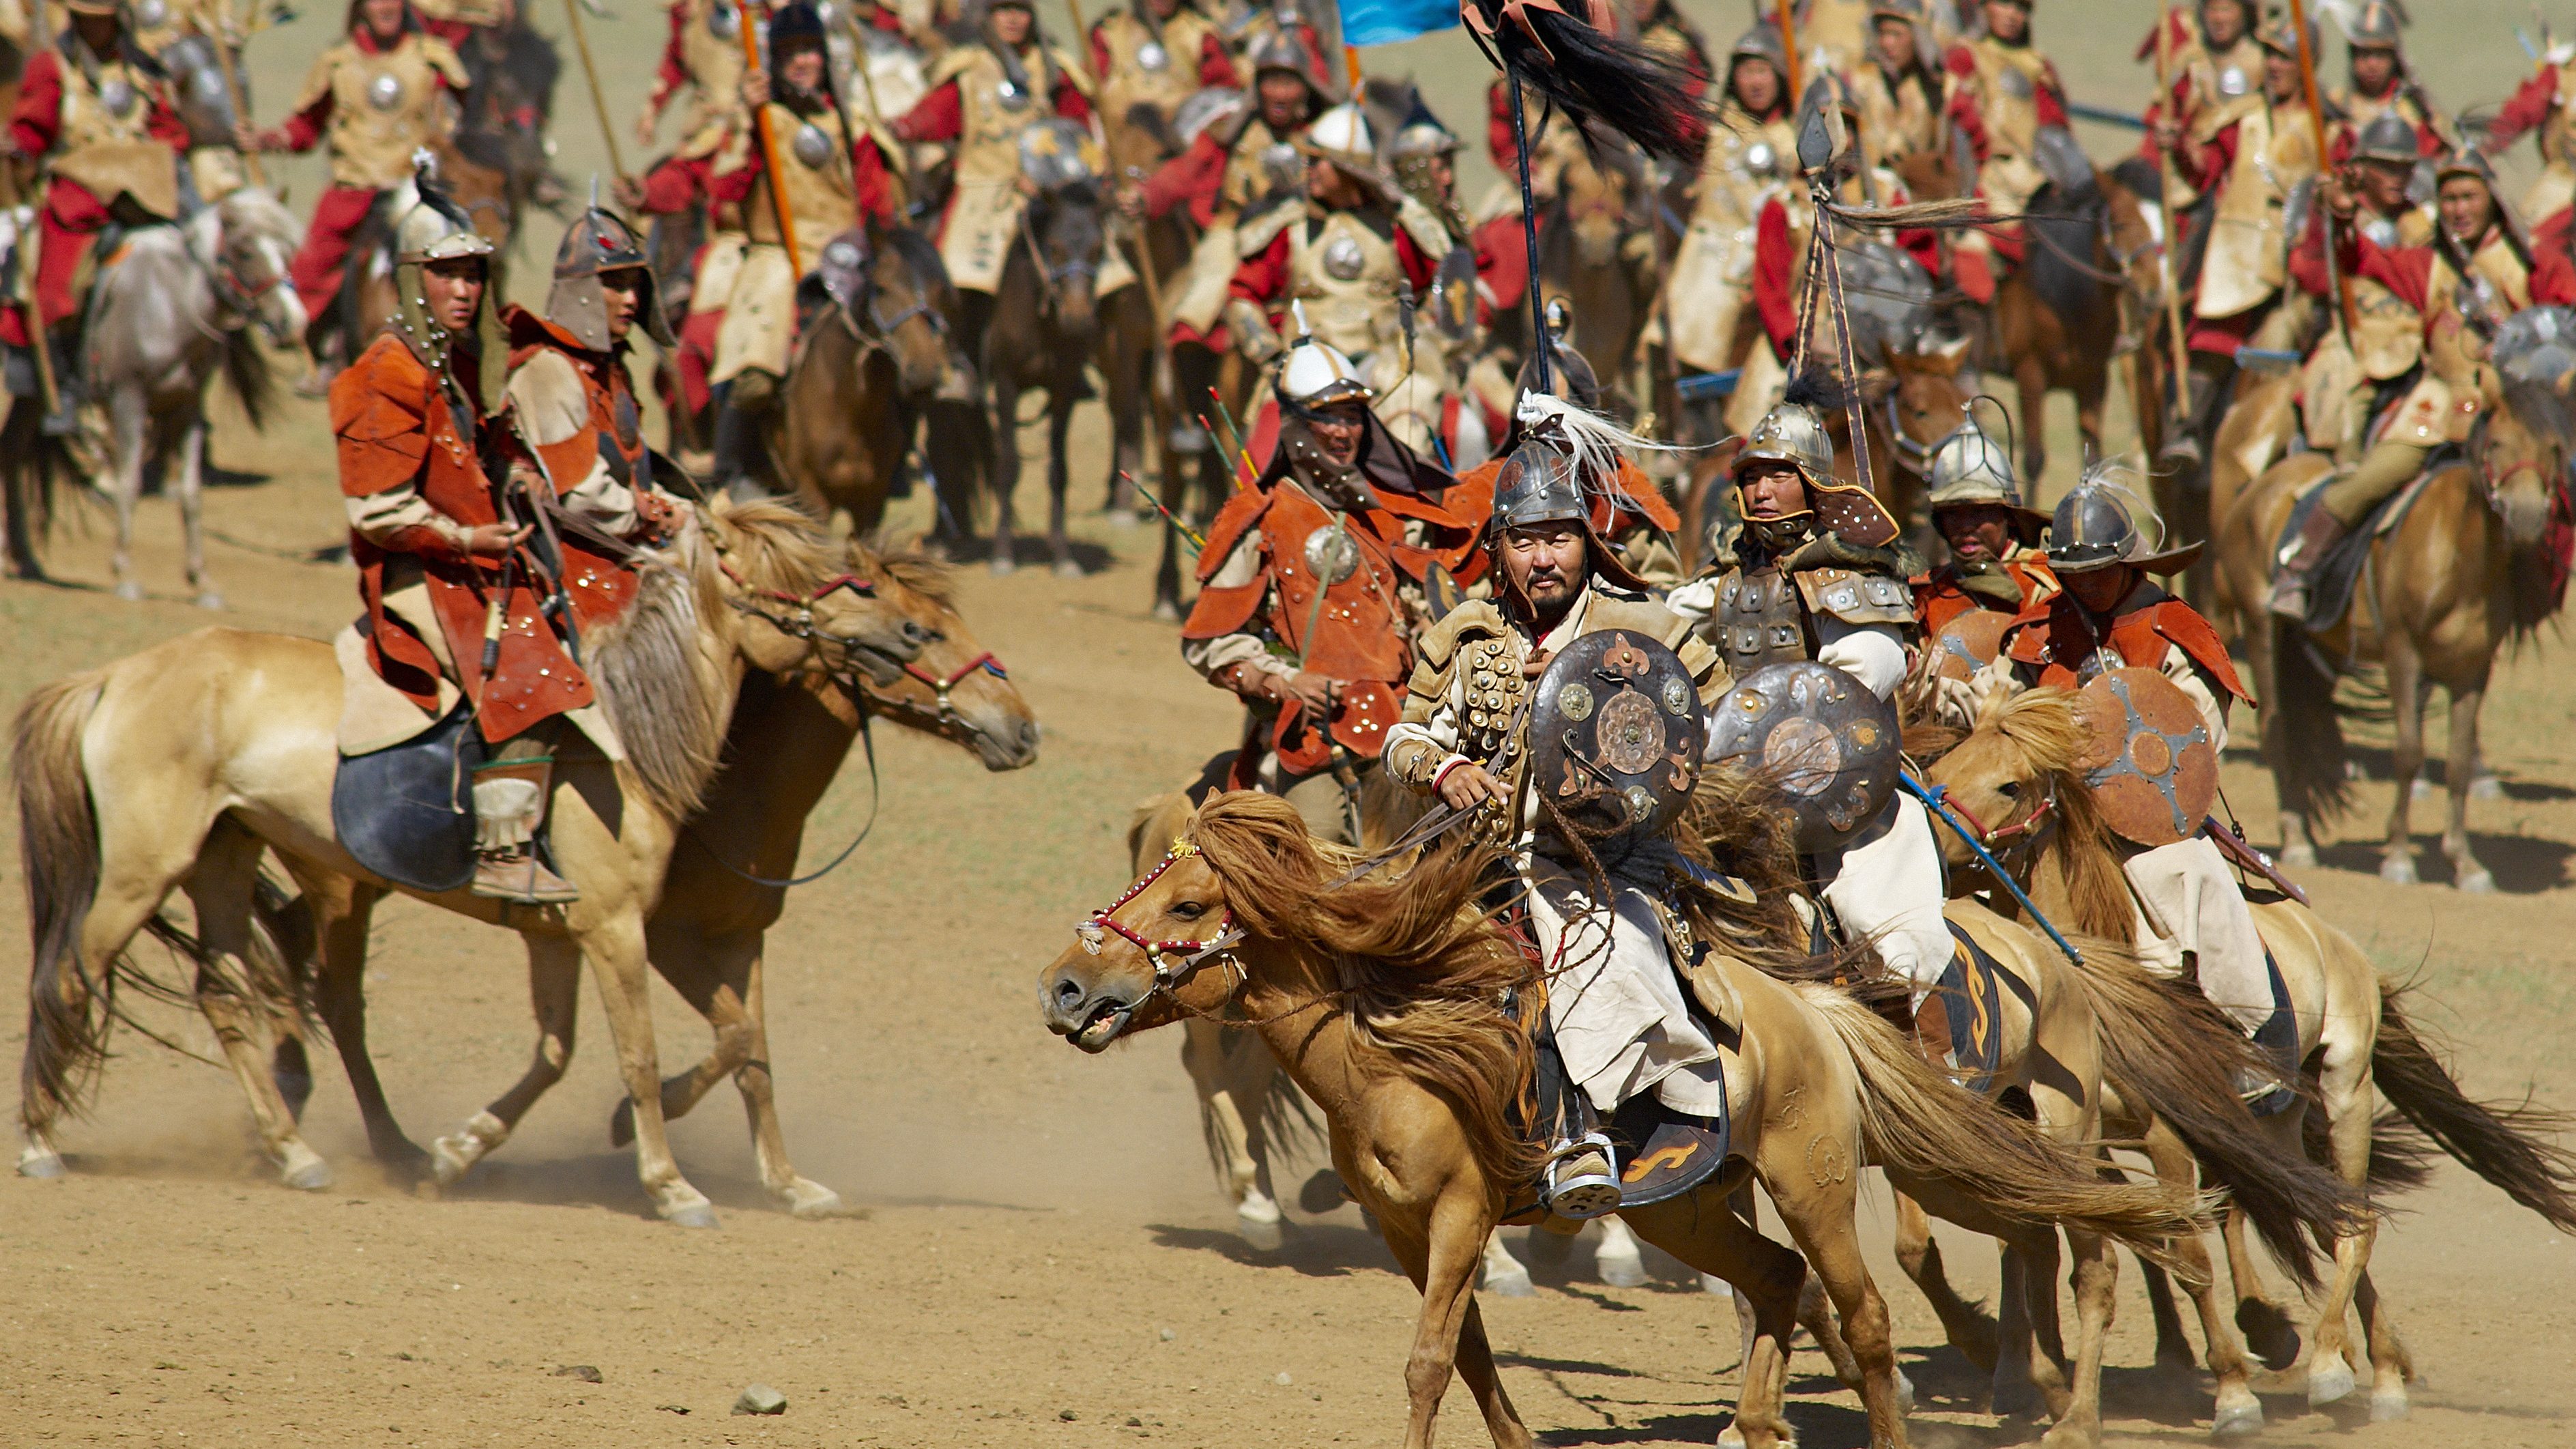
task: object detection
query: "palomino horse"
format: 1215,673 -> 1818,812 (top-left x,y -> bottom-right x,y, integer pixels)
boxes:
77,187 -> 304,607
1925,684 -> 2576,1423
268,536 -> 1038,1215
1044,791 -> 2208,1449
772,221 -> 957,532
2216,310 -> 2576,889
10,499 -> 913,1224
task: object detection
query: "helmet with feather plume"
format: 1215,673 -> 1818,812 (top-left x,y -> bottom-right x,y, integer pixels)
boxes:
1486,392 -> 1669,596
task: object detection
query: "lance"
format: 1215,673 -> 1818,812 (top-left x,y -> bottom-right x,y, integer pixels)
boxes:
2152,0 -> 2193,419
2283,0 -> 2354,345
561,0 -> 631,182
740,0 -> 805,275
1773,0 -> 1802,118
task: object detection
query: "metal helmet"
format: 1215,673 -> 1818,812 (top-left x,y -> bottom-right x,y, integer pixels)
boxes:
393,165 -> 493,266
2255,12 -> 2315,59
2433,141 -> 2499,190
1387,117 -> 1459,165
1869,0 -> 1922,23
2045,468 -> 2200,575
1733,401 -> 1834,488
1274,302 -> 1371,412
1491,433 -> 1587,532
1728,20 -> 1788,71
1297,102 -> 1377,171
2353,111 -> 2420,167
1244,25 -> 1323,96
1924,419 -> 2021,509
2346,0 -> 2403,50
547,198 -> 673,351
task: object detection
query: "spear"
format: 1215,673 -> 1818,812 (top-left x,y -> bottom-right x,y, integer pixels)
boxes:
561,0 -> 631,182
739,0 -> 805,275
2283,0 -> 2352,345
1772,0 -> 1802,117
2152,0 -> 2193,416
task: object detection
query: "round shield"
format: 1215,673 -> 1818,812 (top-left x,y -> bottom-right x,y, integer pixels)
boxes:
1530,631 -> 1706,840
1301,522 -> 1359,584
1137,39 -> 1169,71
1931,609 -> 2010,683
1322,232 -> 1366,281
2072,668 -> 2218,848
100,77 -> 137,119
791,121 -> 835,169
366,71 -> 404,112
1707,661 -> 1900,855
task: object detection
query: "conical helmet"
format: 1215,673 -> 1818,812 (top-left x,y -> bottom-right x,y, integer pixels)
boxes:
393,156 -> 493,266
1734,401 -> 1833,487
2353,111 -> 2420,167
2046,465 -> 2201,575
546,196 -> 673,350
1274,301 -> 1370,411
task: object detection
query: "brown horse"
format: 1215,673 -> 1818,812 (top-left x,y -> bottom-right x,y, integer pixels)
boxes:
2215,319 -> 2575,889
1533,137 -> 1660,412
771,221 -> 958,532
1043,791 -> 2208,1449
10,500 -> 910,1223
1926,683 -> 2576,1423
275,536 -> 1038,1214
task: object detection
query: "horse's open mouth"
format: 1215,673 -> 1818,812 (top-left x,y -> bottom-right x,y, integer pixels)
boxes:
1070,996 -> 1133,1053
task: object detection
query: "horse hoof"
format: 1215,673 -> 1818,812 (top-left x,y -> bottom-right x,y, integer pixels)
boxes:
1894,1366 -> 1916,1416
608,1096 -> 635,1149
113,580 -> 144,602
783,1180 -> 845,1219
1234,1211 -> 1284,1253
988,555 -> 1016,576
2368,1386 -> 2409,1422
1596,1244 -> 1647,1289
193,591 -> 225,611
2455,867 -> 2496,894
2278,843 -> 2317,869
17,1147 -> 66,1179
1150,599 -> 1181,622
1053,559 -> 1083,579
1484,1262 -> 1536,1297
2378,856 -> 2418,886
2210,1390 -> 2265,1437
1991,1379 -> 2042,1421
280,1152 -> 332,1192
662,1201 -> 721,1229
2307,1358 -> 2357,1408
2470,774 -> 2504,802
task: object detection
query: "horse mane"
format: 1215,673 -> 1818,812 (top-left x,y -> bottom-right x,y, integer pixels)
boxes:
1185,792 -> 1545,1195
854,528 -> 955,605
1976,687 -> 2138,941
1677,766 -> 1896,999
585,497 -> 835,822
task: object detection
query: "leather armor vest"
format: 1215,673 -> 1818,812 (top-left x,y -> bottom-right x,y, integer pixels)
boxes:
2195,99 -> 2318,319
1284,208 -> 1404,358
1097,8 -> 1213,124
1711,566 -> 1813,676
678,0 -> 749,134
316,33 -> 461,190
743,100 -> 854,264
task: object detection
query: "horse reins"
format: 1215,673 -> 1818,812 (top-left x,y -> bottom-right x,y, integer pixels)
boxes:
1077,838 -> 1249,1008
1898,771 -> 2085,966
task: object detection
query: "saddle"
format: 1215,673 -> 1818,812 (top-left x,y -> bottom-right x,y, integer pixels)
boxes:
330,695 -> 486,894
2276,448 -> 2457,633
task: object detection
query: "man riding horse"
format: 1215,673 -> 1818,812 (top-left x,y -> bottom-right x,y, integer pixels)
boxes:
1849,0 -> 1942,171
2270,143 -> 2576,616
1941,0 -> 2071,306
331,177 -> 675,904
1380,407 -> 1728,1218
246,0 -> 469,391
0,0 -> 191,432
1089,0 -> 1235,132
1657,22 -> 1794,436
637,0 -> 748,147
700,0 -> 898,494
1178,324 -> 1473,847
2326,0 -> 2444,156
1915,414 -> 2055,631
1664,401 -> 1961,1059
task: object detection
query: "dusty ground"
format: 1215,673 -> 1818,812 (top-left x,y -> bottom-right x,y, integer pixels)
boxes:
3,3 -> 2574,1445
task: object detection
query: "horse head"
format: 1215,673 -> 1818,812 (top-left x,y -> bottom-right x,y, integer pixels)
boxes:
844,534 -> 1041,769
1042,797 -> 1251,1051
1883,333 -> 1976,473
860,218 -> 955,398
1024,178 -> 1105,339
2481,305 -> 2576,547
206,187 -> 307,349
1918,680 -> 2083,873
695,496 -> 925,683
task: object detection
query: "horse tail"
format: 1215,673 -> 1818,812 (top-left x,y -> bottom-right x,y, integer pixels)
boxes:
12,671 -> 110,1131
1797,983 -> 2211,1254
2372,976 -> 2576,1233
2268,612 -> 2351,824
2064,940 -> 2362,1287
2021,181 -> 2110,329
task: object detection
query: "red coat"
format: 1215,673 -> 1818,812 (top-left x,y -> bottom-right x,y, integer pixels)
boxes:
9,44 -> 190,221
2001,585 -> 2250,703
1917,556 -> 2058,636
1226,211 -> 1440,319
2484,68 -> 2560,153
708,109 -> 897,228
1942,44 -> 2069,164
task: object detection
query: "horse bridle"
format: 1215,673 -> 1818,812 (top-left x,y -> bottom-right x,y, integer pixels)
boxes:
900,652 -> 1008,726
2472,411 -> 2575,519
718,561 -> 915,678
1910,775 -> 2057,854
1075,837 -> 1247,1009
1020,204 -> 1097,315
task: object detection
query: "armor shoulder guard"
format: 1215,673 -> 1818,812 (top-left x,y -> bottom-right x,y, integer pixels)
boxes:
1391,193 -> 1453,259
1414,598 -> 1509,673
2148,599 -> 2253,703
1192,485 -> 1275,584
1794,567 -> 1917,627
1583,594 -> 1694,652
927,45 -> 983,88
1235,196 -> 1299,256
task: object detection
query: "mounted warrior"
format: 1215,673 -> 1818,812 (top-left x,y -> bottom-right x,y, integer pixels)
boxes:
1090,0 -> 1236,132
331,176 -> 675,904
2324,0 -> 2442,159
1848,0 -> 1943,171
700,0 -> 899,493
1655,21 -> 1794,434
1982,475 -> 2276,1047
1664,400 -> 1960,1057
1178,324 -> 1474,846
1941,0 -> 2072,307
1912,413 -> 2055,670
244,0 -> 469,390
2270,143 -> 2576,617
0,0 -> 192,429
637,0 -> 749,146
1380,405 -> 1730,1218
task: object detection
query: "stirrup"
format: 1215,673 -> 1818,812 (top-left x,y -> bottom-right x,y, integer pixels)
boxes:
1542,1132 -> 1621,1220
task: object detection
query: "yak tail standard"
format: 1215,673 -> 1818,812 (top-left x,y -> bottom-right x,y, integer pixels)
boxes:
2065,941 -> 2367,1286
1797,982 -> 2212,1254
2373,977 -> 2576,1235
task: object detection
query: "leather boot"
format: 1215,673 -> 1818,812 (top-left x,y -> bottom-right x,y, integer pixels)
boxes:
2267,507 -> 2349,620
1911,990 -> 1958,1074
469,757 -> 579,904
1542,1134 -> 1621,1220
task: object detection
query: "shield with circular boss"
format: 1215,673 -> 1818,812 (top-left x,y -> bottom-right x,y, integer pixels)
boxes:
2072,667 -> 2216,847
1707,661 -> 1898,854
1530,631 -> 1705,839
1932,609 -> 2010,682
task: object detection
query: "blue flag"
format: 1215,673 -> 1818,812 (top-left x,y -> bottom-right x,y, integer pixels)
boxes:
1340,0 -> 1457,46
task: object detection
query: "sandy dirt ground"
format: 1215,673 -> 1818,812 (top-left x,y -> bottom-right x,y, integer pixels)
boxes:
3,3 -> 2575,1445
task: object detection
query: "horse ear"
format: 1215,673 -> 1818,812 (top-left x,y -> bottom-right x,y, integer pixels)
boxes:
1933,334 -> 1971,369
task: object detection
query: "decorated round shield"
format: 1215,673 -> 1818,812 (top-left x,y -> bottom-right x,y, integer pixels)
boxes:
1530,631 -> 1706,840
1707,661 -> 1900,854
1019,117 -> 1105,192
1932,609 -> 2011,683
2072,668 -> 2218,847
